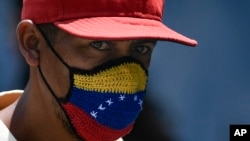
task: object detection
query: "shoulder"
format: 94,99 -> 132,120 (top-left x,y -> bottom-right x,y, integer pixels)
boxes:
0,90 -> 23,110
0,120 -> 17,141
116,138 -> 124,141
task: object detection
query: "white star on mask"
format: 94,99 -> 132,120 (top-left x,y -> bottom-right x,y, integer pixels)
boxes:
98,104 -> 106,110
105,98 -> 113,106
119,95 -> 126,101
90,111 -> 98,118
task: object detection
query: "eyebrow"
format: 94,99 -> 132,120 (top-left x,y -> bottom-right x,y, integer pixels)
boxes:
132,39 -> 158,45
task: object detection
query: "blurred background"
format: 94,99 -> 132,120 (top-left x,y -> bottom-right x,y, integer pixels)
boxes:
0,0 -> 249,141
0,0 -> 27,91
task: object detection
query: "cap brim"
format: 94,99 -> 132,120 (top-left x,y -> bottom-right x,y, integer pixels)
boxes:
54,17 -> 197,47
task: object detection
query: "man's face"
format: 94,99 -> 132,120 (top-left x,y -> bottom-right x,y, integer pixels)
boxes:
40,28 -> 157,96
38,28 -> 157,139
41,28 -> 157,95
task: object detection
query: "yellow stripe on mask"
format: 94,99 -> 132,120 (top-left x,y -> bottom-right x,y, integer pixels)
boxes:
73,63 -> 147,94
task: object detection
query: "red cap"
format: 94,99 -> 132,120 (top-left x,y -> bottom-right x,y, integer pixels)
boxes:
21,0 -> 197,47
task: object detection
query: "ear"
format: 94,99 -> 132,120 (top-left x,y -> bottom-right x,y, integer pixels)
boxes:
16,20 -> 41,66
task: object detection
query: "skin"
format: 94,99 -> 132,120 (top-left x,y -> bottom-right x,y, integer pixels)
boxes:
0,20 -> 157,141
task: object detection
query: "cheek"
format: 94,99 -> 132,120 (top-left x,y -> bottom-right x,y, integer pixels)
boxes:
143,59 -> 151,69
43,52 -> 70,98
54,64 -> 70,98
65,48 -> 112,70
137,55 -> 152,69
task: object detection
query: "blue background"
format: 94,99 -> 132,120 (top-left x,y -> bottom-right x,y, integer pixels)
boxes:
148,0 -> 250,141
0,0 -> 249,141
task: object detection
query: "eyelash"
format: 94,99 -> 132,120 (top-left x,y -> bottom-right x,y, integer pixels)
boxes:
90,41 -> 152,54
133,46 -> 151,54
90,41 -> 111,50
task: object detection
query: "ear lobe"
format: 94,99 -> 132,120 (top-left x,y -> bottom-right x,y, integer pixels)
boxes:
16,20 -> 40,66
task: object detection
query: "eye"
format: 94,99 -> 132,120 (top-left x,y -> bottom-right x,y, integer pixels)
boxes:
132,46 -> 151,54
90,41 -> 111,50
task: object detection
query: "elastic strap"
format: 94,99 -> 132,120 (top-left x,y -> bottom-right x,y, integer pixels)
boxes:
36,26 -> 70,68
38,65 -> 58,100
36,25 -> 69,100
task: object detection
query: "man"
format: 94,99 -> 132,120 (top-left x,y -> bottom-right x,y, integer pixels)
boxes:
0,0 -> 197,141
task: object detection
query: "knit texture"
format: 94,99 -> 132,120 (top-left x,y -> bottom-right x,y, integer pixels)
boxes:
62,58 -> 148,141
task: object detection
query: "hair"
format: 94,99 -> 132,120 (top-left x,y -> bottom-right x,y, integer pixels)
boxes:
36,24 -> 59,45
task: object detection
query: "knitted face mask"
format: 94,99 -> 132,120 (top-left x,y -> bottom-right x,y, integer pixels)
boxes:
38,30 -> 148,141
64,57 -> 147,141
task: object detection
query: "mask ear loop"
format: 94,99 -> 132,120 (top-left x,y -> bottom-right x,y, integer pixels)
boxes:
36,26 -> 70,68
36,25 -> 72,102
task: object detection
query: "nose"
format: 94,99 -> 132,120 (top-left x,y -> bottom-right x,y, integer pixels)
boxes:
111,40 -> 133,59
107,40 -> 152,69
